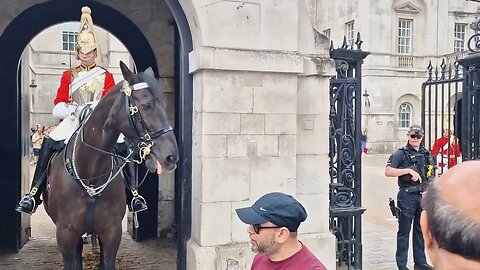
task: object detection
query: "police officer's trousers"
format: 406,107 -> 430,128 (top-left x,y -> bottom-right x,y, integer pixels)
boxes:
396,189 -> 428,269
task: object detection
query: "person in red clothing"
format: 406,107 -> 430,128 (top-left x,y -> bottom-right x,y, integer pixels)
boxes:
15,6 -> 147,215
430,129 -> 461,173
236,192 -> 327,270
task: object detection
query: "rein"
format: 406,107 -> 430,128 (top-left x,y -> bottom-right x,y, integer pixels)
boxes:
65,126 -> 130,197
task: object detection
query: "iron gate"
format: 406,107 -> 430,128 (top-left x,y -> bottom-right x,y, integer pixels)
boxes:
458,52 -> 480,161
421,20 -> 480,170
421,59 -> 463,174
329,34 -> 369,269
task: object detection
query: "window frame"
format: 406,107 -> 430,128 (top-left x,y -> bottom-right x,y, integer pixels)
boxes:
345,21 -> 355,46
62,31 -> 78,52
397,19 -> 413,55
398,102 -> 413,128
454,23 -> 467,53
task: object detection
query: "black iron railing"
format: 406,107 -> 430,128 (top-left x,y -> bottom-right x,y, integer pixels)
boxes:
329,33 -> 369,270
421,59 -> 463,174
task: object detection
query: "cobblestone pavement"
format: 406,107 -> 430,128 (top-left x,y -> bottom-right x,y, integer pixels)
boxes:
360,154 -> 429,270
0,206 -> 177,270
0,165 -> 177,270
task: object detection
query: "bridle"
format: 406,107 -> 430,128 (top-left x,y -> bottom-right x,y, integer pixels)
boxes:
121,80 -> 173,162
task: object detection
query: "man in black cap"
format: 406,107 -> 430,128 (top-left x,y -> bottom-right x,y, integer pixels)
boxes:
236,192 -> 327,269
385,124 -> 434,270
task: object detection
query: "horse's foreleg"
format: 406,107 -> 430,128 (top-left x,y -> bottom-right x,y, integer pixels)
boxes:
98,225 -> 122,270
76,236 -> 84,269
56,226 -> 83,270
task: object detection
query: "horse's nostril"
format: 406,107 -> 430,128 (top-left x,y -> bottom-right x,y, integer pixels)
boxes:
166,155 -> 178,164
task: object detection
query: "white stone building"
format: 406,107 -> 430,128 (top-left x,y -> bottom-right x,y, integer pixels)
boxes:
317,0 -> 478,153
184,1 -> 336,268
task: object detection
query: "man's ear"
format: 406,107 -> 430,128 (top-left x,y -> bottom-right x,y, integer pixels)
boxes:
420,211 -> 433,248
276,228 -> 290,244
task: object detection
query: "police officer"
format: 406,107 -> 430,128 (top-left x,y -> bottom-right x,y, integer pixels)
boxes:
385,125 -> 434,270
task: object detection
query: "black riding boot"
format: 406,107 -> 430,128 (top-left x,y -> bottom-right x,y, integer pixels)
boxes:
125,162 -> 148,213
15,138 -> 59,215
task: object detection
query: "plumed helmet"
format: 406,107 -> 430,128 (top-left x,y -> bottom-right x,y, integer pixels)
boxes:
76,6 -> 101,61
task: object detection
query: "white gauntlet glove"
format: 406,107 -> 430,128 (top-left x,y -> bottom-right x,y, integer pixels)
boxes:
52,102 -> 78,120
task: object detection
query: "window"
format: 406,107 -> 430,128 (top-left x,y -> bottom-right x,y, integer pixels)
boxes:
323,29 -> 331,39
399,103 -> 412,128
398,19 -> 412,54
62,31 -> 78,52
345,21 -> 354,46
454,23 -> 466,52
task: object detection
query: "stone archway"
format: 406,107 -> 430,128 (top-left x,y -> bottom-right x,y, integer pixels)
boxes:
0,0 -> 193,268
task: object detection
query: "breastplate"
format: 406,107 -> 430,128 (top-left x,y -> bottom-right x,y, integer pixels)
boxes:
71,70 -> 105,105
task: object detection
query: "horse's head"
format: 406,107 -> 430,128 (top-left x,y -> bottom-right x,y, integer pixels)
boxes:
107,61 -> 179,174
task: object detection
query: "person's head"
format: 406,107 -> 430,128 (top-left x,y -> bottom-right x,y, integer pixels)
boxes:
76,6 -> 101,66
235,192 -> 307,256
421,161 -> 480,268
407,124 -> 424,148
442,128 -> 452,137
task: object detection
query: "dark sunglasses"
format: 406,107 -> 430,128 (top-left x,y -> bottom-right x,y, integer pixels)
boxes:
410,134 -> 423,139
252,224 -> 281,234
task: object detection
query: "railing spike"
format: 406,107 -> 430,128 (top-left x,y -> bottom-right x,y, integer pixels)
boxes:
426,61 -> 433,82
440,58 -> 447,80
341,36 -> 348,49
355,32 -> 363,50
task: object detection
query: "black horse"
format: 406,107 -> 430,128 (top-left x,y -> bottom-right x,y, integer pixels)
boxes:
43,61 -> 178,269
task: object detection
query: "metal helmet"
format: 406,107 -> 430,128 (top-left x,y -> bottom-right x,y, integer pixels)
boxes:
76,6 -> 101,61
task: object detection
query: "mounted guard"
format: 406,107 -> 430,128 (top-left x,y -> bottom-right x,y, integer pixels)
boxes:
15,6 -> 148,215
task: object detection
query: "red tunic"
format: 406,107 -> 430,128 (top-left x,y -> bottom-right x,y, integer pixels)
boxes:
431,136 -> 461,168
251,243 -> 327,270
53,67 -> 115,105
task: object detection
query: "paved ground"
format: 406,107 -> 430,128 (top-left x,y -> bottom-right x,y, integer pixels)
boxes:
0,206 -> 177,270
360,154 -> 431,270
0,164 -> 176,270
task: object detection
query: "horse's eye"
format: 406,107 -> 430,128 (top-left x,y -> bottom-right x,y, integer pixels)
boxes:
142,102 -> 153,110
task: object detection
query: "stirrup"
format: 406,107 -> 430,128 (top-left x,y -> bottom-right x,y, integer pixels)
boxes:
130,195 -> 148,213
14,195 -> 38,215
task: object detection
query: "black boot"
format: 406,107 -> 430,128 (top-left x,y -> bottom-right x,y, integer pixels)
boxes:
125,162 -> 148,213
15,138 -> 59,215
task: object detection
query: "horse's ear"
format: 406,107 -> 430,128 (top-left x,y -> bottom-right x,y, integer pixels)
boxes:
144,67 -> 155,78
119,61 -> 135,83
